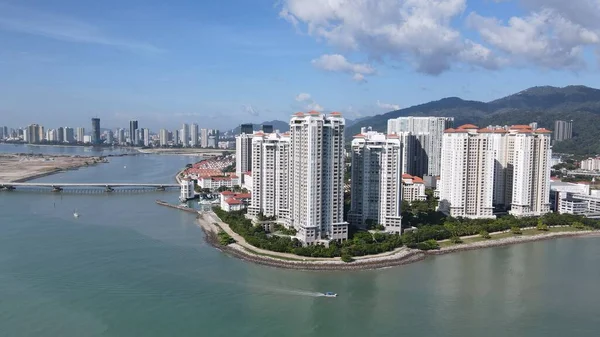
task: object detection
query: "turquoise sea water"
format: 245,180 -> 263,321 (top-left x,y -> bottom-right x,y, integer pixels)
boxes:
1,145 -> 599,337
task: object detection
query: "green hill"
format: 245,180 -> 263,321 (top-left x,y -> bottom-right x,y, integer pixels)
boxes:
346,85 -> 600,155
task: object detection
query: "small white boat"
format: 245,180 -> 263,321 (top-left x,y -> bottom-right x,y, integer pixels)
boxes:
73,212 -> 80,218
124,166 -> 127,169
323,292 -> 337,298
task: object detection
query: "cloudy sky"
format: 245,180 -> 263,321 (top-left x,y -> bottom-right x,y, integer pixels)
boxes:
1,0 -> 600,130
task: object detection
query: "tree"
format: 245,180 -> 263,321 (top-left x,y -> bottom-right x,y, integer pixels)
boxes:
341,253 -> 354,263
479,230 -> 491,239
511,226 -> 522,235
417,239 -> 440,251
217,186 -> 231,192
450,236 -> 463,244
536,223 -> 549,231
572,222 -> 586,229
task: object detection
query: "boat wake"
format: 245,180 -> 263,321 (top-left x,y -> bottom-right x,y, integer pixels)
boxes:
268,288 -> 325,297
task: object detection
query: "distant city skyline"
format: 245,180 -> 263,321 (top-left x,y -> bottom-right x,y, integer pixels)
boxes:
2,1 -> 600,129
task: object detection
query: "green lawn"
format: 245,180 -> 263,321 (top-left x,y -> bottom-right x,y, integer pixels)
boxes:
239,246 -> 323,262
438,227 -> 586,248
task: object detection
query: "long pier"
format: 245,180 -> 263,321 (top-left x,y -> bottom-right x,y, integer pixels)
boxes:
0,182 -> 180,193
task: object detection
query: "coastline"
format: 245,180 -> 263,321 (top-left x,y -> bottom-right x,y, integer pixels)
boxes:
0,153 -> 107,183
138,148 -> 225,157
195,210 -> 600,271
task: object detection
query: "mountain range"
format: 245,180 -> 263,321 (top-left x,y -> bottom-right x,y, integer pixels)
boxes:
234,85 -> 600,155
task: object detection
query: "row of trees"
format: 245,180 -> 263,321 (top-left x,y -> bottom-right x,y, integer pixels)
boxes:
213,208 -> 405,259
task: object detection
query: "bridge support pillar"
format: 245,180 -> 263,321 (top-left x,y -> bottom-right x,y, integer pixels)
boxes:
105,186 -> 114,193
157,186 -> 166,191
51,186 -> 63,192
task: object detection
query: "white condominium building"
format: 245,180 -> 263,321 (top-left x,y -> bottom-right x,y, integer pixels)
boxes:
580,157 -> 600,171
181,123 -> 189,147
247,132 -> 290,220
387,116 -> 454,177
159,129 -> 168,146
402,174 -> 427,203
507,126 -> 552,217
348,130 -> 403,233
439,124 -> 552,219
289,112 -> 348,243
439,124 -> 496,219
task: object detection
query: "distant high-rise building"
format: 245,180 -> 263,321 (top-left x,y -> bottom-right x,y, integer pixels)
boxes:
64,127 -> 75,143
348,129 -> 403,233
137,129 -> 144,146
159,129 -> 168,146
529,122 -> 538,129
240,124 -> 253,135
190,124 -> 199,147
106,130 -> 114,144
76,127 -> 85,143
26,124 -> 42,144
129,120 -> 138,145
46,129 -> 57,142
91,118 -> 101,145
39,126 -> 45,142
262,124 -> 273,133
117,128 -> 126,145
143,128 -> 150,147
57,127 -> 65,143
200,128 -> 208,148
553,120 -> 573,142
236,131 -> 254,180
181,123 -> 189,147
387,116 -> 454,177
174,129 -> 181,146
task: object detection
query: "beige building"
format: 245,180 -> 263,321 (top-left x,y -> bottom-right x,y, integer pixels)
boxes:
402,174 -> 427,203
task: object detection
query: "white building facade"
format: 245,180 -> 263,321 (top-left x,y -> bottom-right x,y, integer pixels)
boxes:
439,124 -> 552,219
387,116 -> 454,177
348,130 -> 403,233
288,112 -> 348,243
402,174 -> 427,203
247,132 -> 290,220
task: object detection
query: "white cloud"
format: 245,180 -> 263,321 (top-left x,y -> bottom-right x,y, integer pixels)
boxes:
0,3 -> 163,53
280,0 -> 500,75
467,8 -> 600,69
295,93 -> 311,101
294,92 -> 324,111
280,0 -> 600,73
311,54 -> 375,81
376,100 -> 401,111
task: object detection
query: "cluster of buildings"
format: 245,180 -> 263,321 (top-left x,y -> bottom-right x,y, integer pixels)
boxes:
227,113 -> 559,245
580,157 -> 600,171
550,179 -> 600,218
1,119 -> 223,148
437,124 -> 552,218
160,124 -> 221,148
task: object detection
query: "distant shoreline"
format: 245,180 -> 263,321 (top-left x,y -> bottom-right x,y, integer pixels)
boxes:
0,153 -> 107,183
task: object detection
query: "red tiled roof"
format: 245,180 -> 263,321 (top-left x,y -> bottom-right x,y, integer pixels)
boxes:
225,198 -> 242,205
353,134 -> 365,138
294,112 -> 304,116
233,193 -> 251,199
330,112 -> 342,116
402,173 -> 413,179
536,128 -> 552,133
386,134 -> 399,138
308,110 -> 321,115
457,124 -> 479,129
510,125 -> 532,130
478,128 -> 508,133
412,176 -> 424,184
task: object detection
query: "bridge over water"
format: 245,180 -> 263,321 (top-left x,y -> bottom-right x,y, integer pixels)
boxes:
0,182 -> 180,193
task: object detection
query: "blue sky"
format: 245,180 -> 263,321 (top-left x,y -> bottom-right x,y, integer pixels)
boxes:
1,0 -> 600,131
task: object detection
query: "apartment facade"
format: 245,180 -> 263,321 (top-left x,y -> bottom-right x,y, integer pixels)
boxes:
288,112 -> 348,243
247,132 -> 290,220
387,116 -> 454,177
402,174 -> 427,203
348,130 -> 403,232
439,124 -> 552,219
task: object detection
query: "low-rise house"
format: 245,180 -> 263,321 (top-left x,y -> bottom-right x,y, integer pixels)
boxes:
220,191 -> 251,212
402,174 -> 427,203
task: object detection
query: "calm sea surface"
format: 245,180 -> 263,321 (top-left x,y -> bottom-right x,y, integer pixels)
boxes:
1,144 -> 599,337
